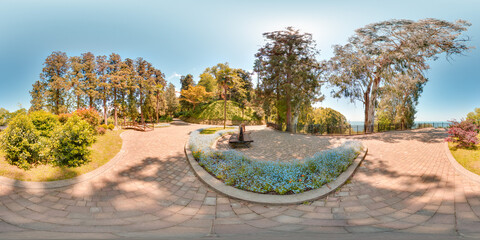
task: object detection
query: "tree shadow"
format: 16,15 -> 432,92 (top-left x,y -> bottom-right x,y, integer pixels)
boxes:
0,126 -> 477,238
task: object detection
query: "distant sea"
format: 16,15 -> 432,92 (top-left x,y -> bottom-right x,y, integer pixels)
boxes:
348,121 -> 451,127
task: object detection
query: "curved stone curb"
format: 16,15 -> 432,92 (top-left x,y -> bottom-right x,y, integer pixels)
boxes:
184,133 -> 368,205
444,141 -> 480,184
0,131 -> 128,189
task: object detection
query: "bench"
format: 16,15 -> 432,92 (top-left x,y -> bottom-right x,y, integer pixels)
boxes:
229,124 -> 254,148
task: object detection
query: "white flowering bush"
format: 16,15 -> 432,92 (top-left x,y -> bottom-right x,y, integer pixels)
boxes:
189,128 -> 362,194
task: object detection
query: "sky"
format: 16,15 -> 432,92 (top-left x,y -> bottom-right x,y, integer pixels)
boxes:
0,0 -> 479,121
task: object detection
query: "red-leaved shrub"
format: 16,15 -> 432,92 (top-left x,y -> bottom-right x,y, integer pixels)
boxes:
446,119 -> 480,148
74,108 -> 101,128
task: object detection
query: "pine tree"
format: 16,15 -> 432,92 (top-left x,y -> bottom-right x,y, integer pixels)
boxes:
107,53 -> 123,126
29,80 -> 45,112
40,51 -> 70,114
68,56 -> 85,110
96,55 -> 109,125
81,52 -> 98,109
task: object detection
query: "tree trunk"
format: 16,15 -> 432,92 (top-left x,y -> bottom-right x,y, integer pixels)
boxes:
285,93 -> 292,132
140,90 -> 144,124
114,88 -> 118,126
223,87 -> 227,129
367,77 -> 380,133
55,89 -> 60,114
103,98 -> 107,125
156,93 -> 160,123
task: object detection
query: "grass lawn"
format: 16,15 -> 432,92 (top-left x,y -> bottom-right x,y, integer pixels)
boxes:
200,127 -> 235,134
0,130 -> 123,181
449,141 -> 480,175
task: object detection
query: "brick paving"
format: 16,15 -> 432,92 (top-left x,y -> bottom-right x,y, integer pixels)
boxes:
0,121 -> 479,239
216,126 -> 345,161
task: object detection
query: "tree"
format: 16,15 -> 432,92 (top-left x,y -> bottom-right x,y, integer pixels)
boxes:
135,58 -> 155,124
152,68 -> 166,122
165,83 -> 178,116
81,52 -> 99,109
376,73 -> 426,128
467,108 -> 480,126
107,53 -> 124,126
198,72 -> 217,93
179,74 -> 195,110
231,69 -> 254,118
310,107 -> 347,126
180,85 -> 213,111
29,80 -> 45,112
0,108 -> 9,126
68,56 -> 85,110
39,51 -> 70,114
96,55 -> 109,125
180,74 -> 195,91
124,58 -> 138,123
327,19 -> 471,132
216,64 -> 240,128
255,27 -> 323,132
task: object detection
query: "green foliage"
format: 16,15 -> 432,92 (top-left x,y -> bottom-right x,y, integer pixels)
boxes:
328,19 -> 471,128
0,114 -> 41,169
74,108 -> 101,127
467,108 -> 480,126
180,85 -> 213,110
52,115 -> 95,167
0,108 -> 9,126
100,124 -> 108,130
200,127 -> 235,134
159,115 -> 173,122
58,113 -> 72,124
198,72 -> 217,93
187,100 -> 260,122
29,110 -> 59,138
309,108 -> 347,127
39,51 -> 70,114
107,124 -> 115,130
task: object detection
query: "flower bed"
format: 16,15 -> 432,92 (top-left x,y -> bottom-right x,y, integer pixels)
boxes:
189,128 -> 362,194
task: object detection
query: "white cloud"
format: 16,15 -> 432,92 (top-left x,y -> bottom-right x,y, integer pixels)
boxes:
167,72 -> 182,80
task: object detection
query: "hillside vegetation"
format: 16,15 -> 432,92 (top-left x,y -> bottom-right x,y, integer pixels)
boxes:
182,100 -> 261,124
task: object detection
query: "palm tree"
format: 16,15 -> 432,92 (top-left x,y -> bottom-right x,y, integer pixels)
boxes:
217,67 -> 238,129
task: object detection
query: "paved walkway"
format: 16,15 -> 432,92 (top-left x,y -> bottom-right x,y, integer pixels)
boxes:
216,127 -> 345,161
0,122 -> 479,239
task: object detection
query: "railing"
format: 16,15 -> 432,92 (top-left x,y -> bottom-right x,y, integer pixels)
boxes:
121,121 -> 154,131
267,122 -> 451,135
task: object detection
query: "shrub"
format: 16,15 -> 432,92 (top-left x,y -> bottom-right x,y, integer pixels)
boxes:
0,114 -> 40,169
52,115 -> 95,167
74,108 -> 101,128
29,110 -> 59,138
159,115 -> 173,122
96,126 -> 106,135
107,124 -> 115,130
100,124 -> 108,130
446,119 -> 480,148
58,113 -> 72,124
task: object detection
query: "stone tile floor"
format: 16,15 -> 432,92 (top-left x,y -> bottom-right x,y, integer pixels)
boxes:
216,126 -> 345,162
0,121 -> 479,239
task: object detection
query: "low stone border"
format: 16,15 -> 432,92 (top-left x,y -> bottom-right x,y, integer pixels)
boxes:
0,131 -> 128,189
444,142 -> 480,184
184,133 -> 368,205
